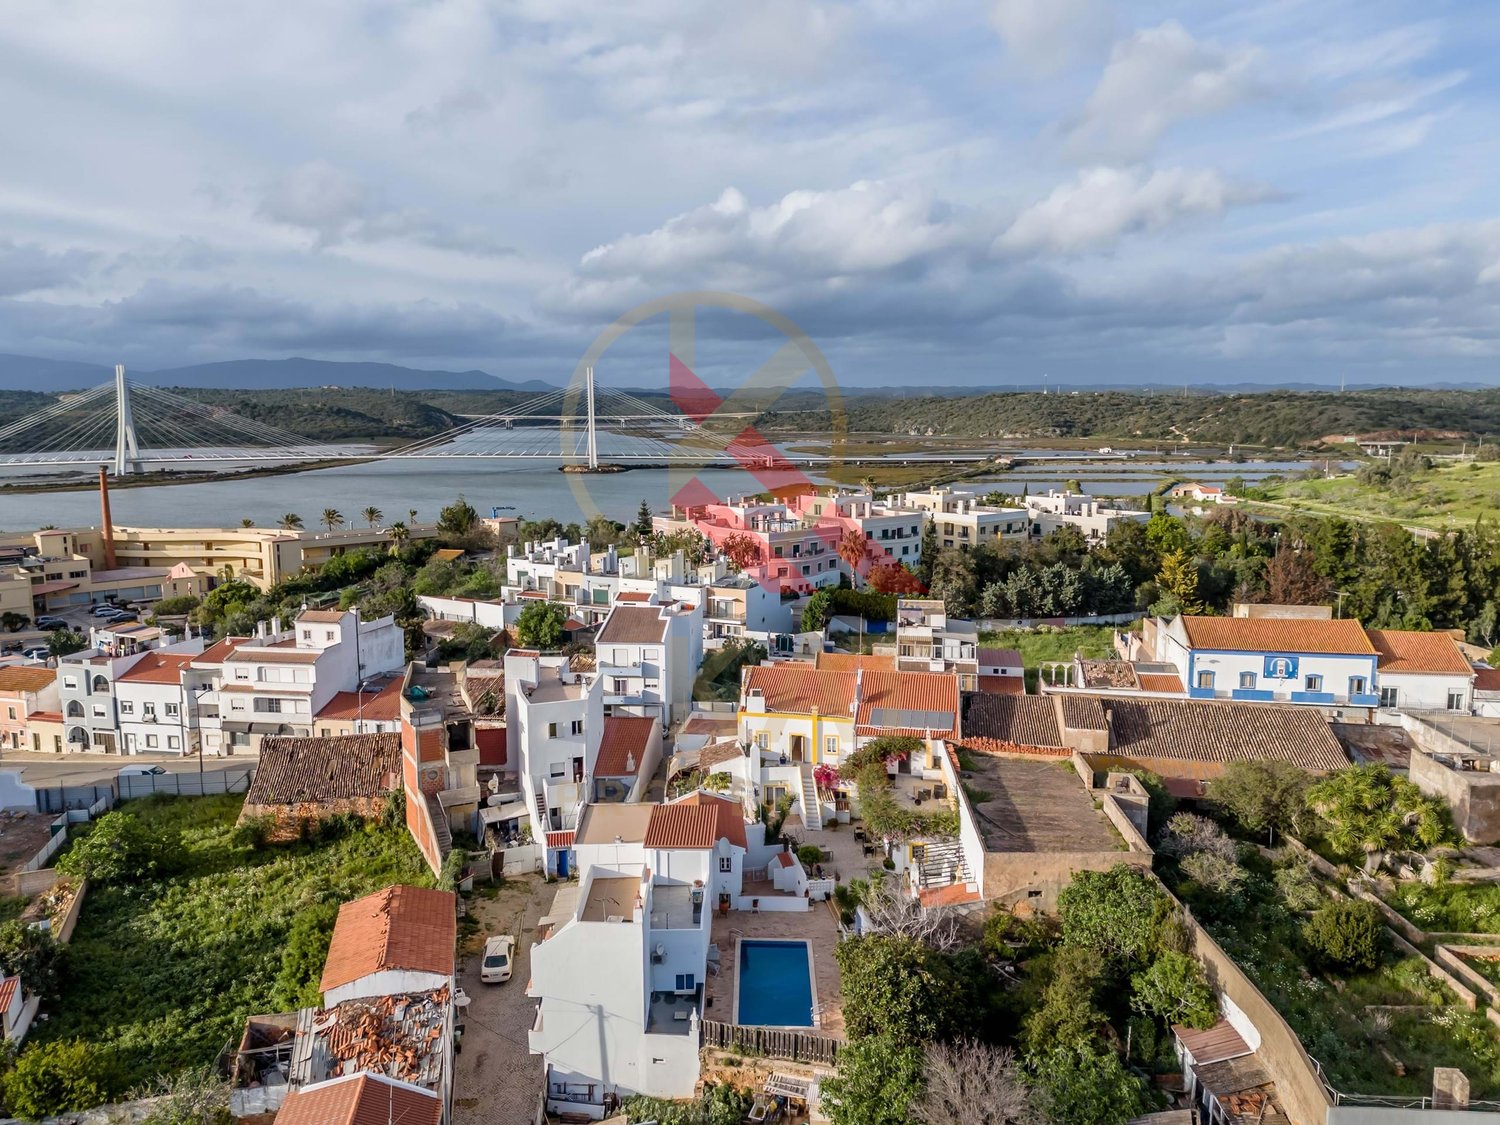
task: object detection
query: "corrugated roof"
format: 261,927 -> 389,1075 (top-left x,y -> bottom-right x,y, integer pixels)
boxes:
961,695 -> 1063,749
744,664 -> 856,717
1180,615 -> 1375,655
1174,1019 -> 1251,1065
0,976 -> 17,1012
0,666 -> 56,693
277,1074 -> 441,1125
976,675 -> 1025,695
545,830 -> 575,849
596,715 -> 655,777
1137,672 -> 1187,694
596,604 -> 670,645
115,651 -> 193,685
977,647 -> 1022,666
1476,667 -> 1500,693
1103,697 -> 1349,771
319,885 -> 456,992
1367,629 -> 1474,675
244,734 -> 401,807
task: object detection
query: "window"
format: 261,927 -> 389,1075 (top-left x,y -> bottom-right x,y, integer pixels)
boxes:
1238,672 -> 1255,689
547,722 -> 558,739
253,698 -> 282,714
119,701 -> 134,715
1196,671 -> 1214,690
718,856 -> 732,873
145,734 -> 158,748
549,762 -> 566,779
92,706 -> 106,718
674,973 -> 696,992
165,702 -> 179,717
1380,686 -> 1399,708
570,719 -> 583,736
301,630 -> 312,640
1349,676 -> 1367,696
1304,674 -> 1323,693
612,678 -> 629,694
167,736 -> 180,749
755,732 -> 769,750
63,677 -> 77,690
4,707 -> 12,721
234,667 -> 249,680
325,631 -> 335,641
1449,691 -> 1466,711
230,731 -> 249,747
824,735 -> 838,758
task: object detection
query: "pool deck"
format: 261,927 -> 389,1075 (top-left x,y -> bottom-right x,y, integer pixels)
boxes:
705,904 -> 845,1039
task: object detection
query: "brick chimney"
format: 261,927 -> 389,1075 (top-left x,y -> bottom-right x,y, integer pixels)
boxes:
98,466 -> 117,571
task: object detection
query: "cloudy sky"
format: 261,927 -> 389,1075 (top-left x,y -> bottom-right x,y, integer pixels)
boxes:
2,0 -> 1499,388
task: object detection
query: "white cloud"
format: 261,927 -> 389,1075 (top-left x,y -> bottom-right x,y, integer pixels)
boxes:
996,166 -> 1273,255
990,0 -> 1113,75
1067,21 -> 1262,161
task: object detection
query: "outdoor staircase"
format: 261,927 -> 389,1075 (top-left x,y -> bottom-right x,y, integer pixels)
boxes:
799,766 -> 823,831
911,840 -> 970,889
534,790 -> 549,835
425,793 -> 453,858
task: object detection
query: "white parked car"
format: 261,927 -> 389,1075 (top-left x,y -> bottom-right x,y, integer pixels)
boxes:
480,935 -> 515,984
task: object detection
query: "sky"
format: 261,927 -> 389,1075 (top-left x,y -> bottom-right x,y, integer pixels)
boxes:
2,0 -> 1499,390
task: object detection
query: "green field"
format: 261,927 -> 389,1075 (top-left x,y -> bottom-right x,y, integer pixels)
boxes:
39,794 -> 434,1085
1256,461 -> 1500,530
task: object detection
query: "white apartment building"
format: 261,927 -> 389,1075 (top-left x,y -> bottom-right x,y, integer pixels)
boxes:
115,646 -> 208,755
594,601 -> 703,724
57,624 -> 199,754
896,598 -> 980,691
902,487 -> 1029,550
788,490 -> 927,570
1023,490 -> 1149,542
504,649 -> 604,847
655,499 -> 843,593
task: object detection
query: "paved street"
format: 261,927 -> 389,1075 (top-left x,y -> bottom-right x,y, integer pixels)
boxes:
453,874 -> 552,1125
0,749 -> 258,788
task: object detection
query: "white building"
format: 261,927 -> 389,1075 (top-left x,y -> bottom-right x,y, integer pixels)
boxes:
902,487 -> 1028,550
57,624 -> 200,754
114,646 -> 206,755
595,602 -> 702,724
1023,490 -> 1150,542
1367,629 -> 1475,712
896,598 -> 979,691
504,650 -> 603,847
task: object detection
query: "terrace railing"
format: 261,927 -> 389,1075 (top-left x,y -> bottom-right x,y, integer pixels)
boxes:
700,1020 -> 840,1065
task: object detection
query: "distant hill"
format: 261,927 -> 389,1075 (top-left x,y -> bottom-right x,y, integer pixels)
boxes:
0,354 -> 554,392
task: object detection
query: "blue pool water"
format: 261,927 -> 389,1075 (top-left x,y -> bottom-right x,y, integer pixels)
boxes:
736,940 -> 815,1027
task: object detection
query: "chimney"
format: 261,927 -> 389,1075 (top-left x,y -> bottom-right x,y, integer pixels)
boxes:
626,752 -> 636,773
98,467 -> 117,571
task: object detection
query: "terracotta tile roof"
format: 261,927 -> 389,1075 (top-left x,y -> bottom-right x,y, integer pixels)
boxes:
1367,629 -> 1474,675
962,695 -> 1064,749
596,716 -> 655,777
192,636 -> 248,666
1060,695 -> 1108,731
700,739 -> 745,770
744,664 -> 856,717
320,885 -> 456,993
855,670 -> 960,738
277,1074 -> 441,1125
1180,614 -> 1374,655
774,850 -> 795,868
297,609 -> 348,624
0,666 -> 56,694
647,793 -> 747,850
26,710 -> 62,723
1476,667 -> 1500,693
977,647 -> 1022,667
316,679 -> 405,723
545,830 -> 575,849
115,651 -> 193,685
814,651 -> 896,672
244,734 -> 401,807
976,675 -> 1025,695
0,975 -> 17,1012
1102,697 -> 1349,771
596,604 -> 670,645
614,591 -> 653,603
1137,672 -> 1186,694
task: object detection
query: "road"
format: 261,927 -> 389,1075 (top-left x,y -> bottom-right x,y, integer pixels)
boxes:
0,749 -> 258,787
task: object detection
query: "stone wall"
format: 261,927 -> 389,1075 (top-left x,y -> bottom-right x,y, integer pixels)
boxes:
982,849 -> 1153,913
1407,743 -> 1500,844
237,796 -> 388,842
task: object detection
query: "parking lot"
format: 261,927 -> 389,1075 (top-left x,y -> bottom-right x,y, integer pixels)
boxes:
0,601 -> 146,666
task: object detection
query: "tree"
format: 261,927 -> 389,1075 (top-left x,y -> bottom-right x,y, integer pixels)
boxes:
1021,946 -> 1105,1056
386,520 -> 410,553
1308,764 -> 1452,861
514,600 -> 567,649
801,589 -> 833,632
0,611 -> 27,632
1302,900 -> 1384,971
320,508 -> 344,532
1028,1043 -> 1151,1125
820,1035 -> 924,1125
720,532 -> 764,573
1131,951 -> 1218,1028
868,559 -> 924,595
834,934 -> 958,1042
361,506 -> 383,528
1063,478 -> 1082,494
928,549 -> 977,617
2,1039 -> 123,1119
912,1039 -> 1040,1125
279,513 -> 304,530
839,527 -> 870,580
916,520 -> 938,585
47,629 -> 87,658
56,810 -> 183,886
239,517 -> 255,527
634,499 -> 654,537
0,922 -> 64,1002
1208,760 -> 1311,841
437,494 -> 479,538
1260,546 -> 1332,606
1152,549 -> 1203,616
1056,864 -> 1165,967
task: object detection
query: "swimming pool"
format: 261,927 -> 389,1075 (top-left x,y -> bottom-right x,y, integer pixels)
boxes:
735,939 -> 816,1028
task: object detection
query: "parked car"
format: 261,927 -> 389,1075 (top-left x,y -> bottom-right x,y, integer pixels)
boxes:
480,935 -> 516,984
91,603 -> 121,617
34,616 -> 67,630
119,764 -> 168,776
20,647 -> 49,662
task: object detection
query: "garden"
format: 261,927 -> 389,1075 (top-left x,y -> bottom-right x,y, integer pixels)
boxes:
0,792 -> 435,1117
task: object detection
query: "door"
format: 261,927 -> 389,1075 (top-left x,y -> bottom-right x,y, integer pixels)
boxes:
557,850 -> 570,878
790,735 -> 806,763
573,756 -> 584,782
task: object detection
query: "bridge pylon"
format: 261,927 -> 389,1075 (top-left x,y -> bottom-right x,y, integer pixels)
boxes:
112,364 -> 142,476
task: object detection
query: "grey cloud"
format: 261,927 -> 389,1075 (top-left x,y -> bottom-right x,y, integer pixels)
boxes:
0,239 -> 97,297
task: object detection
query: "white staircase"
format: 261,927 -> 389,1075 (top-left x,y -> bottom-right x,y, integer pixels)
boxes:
799,766 -> 823,831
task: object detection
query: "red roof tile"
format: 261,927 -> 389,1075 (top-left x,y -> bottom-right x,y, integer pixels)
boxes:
1476,667 -> 1500,693
597,604 -> 670,644
0,666 -> 56,694
855,670 -> 960,738
976,675 -> 1025,695
744,664 -> 856,717
277,1074 -> 441,1125
545,830 -> 575,849
814,652 -> 896,672
191,636 -> 248,666
0,976 -> 17,1012
316,678 -> 405,723
320,885 -> 456,993
646,793 -> 747,850
1137,672 -> 1187,694
614,591 -> 653,603
774,850 -> 795,868
115,651 -> 193,685
596,715 -> 655,777
1180,615 -> 1374,655
1174,1019 -> 1251,1065
977,647 -> 1022,667
1367,629 -> 1474,675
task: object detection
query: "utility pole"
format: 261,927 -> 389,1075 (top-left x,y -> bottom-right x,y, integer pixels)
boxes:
585,364 -> 599,471
113,364 -> 141,476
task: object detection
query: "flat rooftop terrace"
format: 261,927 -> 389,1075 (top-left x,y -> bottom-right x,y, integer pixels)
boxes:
963,754 -> 1121,854
581,874 -> 639,923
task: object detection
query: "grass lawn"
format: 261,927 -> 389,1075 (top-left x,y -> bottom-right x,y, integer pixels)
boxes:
38,793 -> 434,1084
1257,461 -> 1500,530
978,624 -> 1125,690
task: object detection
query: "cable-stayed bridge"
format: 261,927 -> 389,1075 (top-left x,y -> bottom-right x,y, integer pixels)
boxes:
0,365 -> 777,475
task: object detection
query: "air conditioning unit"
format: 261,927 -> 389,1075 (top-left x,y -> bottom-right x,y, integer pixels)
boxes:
652,943 -> 665,963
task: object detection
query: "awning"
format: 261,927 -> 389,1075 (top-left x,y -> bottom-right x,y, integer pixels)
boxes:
30,580 -> 79,595
220,720 -> 297,735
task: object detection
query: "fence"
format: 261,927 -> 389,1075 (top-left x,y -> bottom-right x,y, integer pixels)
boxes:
120,767 -> 253,800
699,1020 -> 840,1065
21,828 -> 68,872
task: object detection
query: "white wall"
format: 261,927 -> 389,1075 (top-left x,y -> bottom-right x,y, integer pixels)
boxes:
1380,671 -> 1472,712
323,968 -> 450,1008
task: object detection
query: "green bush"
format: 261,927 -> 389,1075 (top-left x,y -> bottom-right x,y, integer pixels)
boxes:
622,1083 -> 751,1124
3,1040 -> 122,1120
796,844 -> 824,867
57,810 -> 185,886
1302,900 -> 1385,971
1130,951 -> 1218,1029
0,922 -> 65,1003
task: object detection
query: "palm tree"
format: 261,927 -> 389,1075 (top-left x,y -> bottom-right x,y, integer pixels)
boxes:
240,517 -> 255,528
408,508 -> 418,525
279,513 -> 304,530
321,508 -> 344,532
387,520 -> 410,554
362,506 -> 383,528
